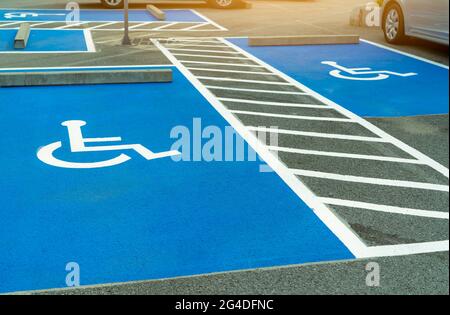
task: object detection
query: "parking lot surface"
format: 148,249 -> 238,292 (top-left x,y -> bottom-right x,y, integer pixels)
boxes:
0,0 -> 448,295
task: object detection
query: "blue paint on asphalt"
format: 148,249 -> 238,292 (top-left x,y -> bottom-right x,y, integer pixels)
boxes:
0,29 -> 89,52
0,68 -> 354,293
229,38 -> 449,117
0,9 -> 205,22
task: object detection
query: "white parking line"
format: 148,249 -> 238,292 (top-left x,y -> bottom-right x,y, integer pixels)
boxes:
218,98 -> 327,108
173,54 -> 251,60
320,198 -> 449,220
269,146 -> 424,164
230,110 -> 354,122
246,126 -> 388,142
169,48 -> 242,54
187,67 -> 276,75
290,169 -> 449,192
196,76 -> 293,85
207,86 -> 307,95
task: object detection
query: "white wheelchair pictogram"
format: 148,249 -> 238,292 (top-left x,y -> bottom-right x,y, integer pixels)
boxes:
37,120 -> 181,169
321,61 -> 418,81
4,12 -> 66,19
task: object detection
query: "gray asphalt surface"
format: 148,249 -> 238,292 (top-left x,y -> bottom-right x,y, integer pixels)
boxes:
0,0 -> 448,295
27,252 -> 449,295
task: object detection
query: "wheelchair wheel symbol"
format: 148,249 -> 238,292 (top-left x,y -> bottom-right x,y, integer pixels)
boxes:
37,120 -> 181,169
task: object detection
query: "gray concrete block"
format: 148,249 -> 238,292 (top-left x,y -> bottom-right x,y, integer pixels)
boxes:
249,35 -> 360,47
14,23 -> 30,49
146,5 -> 166,21
0,69 -> 172,87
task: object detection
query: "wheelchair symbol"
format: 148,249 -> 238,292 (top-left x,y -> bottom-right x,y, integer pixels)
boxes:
37,120 -> 181,169
4,12 -> 66,19
321,61 -> 417,81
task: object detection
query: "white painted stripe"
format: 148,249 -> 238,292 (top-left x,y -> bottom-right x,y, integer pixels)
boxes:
218,97 -> 326,108
182,23 -> 209,31
290,169 -> 450,192
129,22 -> 153,30
56,22 -> 89,29
181,60 -> 264,67
166,44 -> 231,48
206,85 -> 307,95
270,146 -> 424,164
191,9 -> 228,31
196,76 -> 293,86
0,21 -> 20,27
87,22 -> 117,30
30,21 -> 58,27
363,241 -> 449,258
361,39 -> 449,70
169,48 -> 241,54
231,110 -> 354,122
247,126 -> 387,142
222,38 -> 450,179
83,29 -> 96,53
320,198 -> 449,219
172,53 -> 250,60
187,67 -> 276,75
152,22 -> 178,31
153,38 -> 368,258
170,39 -> 222,44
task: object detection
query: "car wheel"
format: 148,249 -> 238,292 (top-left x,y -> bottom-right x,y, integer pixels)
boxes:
101,0 -> 124,9
383,3 -> 405,44
208,0 -> 239,9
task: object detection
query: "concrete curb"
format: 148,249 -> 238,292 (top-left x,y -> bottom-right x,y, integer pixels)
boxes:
0,69 -> 173,87
14,23 -> 30,49
248,35 -> 360,47
146,4 -> 166,21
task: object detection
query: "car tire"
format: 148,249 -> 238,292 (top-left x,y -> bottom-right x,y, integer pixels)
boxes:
101,0 -> 124,9
208,0 -> 239,9
382,2 -> 405,44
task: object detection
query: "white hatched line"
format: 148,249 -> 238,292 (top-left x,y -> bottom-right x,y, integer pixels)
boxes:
166,44 -> 230,48
196,76 -> 293,86
290,169 -> 450,192
172,53 -> 250,60
30,22 -> 56,27
169,48 -> 242,54
187,67 -> 276,75
56,22 -> 89,29
207,85 -> 307,95
231,110 -> 354,122
182,22 -> 209,31
269,146 -> 424,164
0,21 -> 21,27
153,38 -> 369,258
218,97 -> 328,109
170,39 -> 222,44
87,22 -> 117,30
246,126 -> 388,143
152,22 -> 178,30
363,241 -> 449,258
222,38 -> 450,179
320,198 -> 449,220
129,22 -> 154,29
181,60 -> 264,68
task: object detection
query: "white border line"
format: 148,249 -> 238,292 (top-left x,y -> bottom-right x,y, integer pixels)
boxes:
83,29 -> 96,53
361,39 -> 449,70
191,9 -> 228,31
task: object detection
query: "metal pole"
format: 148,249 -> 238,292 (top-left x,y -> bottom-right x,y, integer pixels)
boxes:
122,0 -> 131,45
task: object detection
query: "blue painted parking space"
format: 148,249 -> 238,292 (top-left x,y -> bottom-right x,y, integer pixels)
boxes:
0,67 -> 353,293
0,29 -> 94,53
229,38 -> 449,117
0,9 -> 205,23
